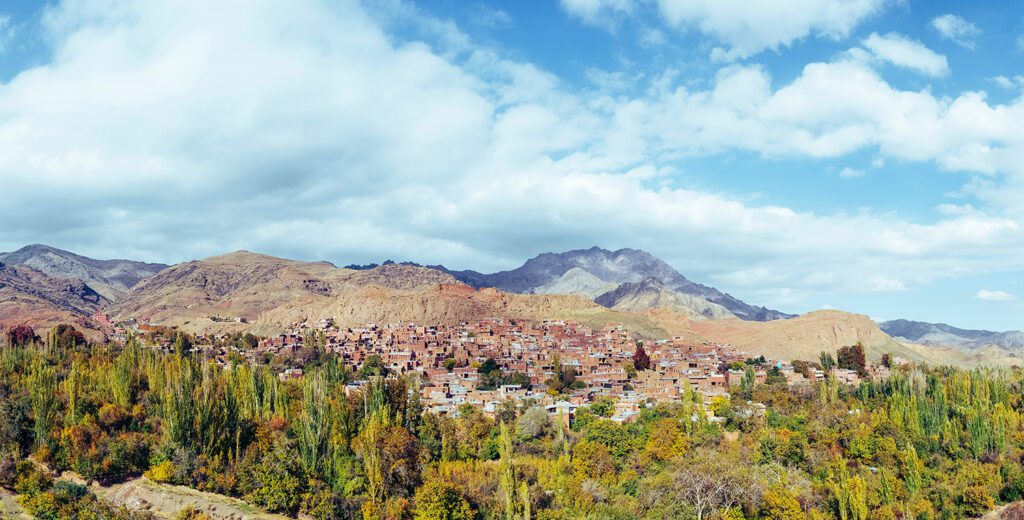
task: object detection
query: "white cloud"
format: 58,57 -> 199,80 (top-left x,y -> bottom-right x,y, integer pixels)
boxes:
0,16 -> 16,53
639,27 -> 667,47
861,32 -> 949,77
0,0 -> 1022,315
930,14 -> 980,50
655,0 -> 889,60
871,278 -> 906,292
992,76 -> 1024,90
560,0 -> 635,28
976,289 -> 1017,301
560,0 -> 891,60
839,167 -> 865,178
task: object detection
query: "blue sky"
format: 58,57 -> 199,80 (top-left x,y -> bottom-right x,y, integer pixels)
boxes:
0,0 -> 1022,330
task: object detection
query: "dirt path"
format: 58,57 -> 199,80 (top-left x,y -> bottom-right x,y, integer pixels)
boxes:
94,477 -> 291,520
44,468 -> 287,520
0,489 -> 30,520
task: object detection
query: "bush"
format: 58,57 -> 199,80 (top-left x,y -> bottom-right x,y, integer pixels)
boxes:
961,486 -> 994,517
174,506 -> 214,520
760,487 -> 803,520
145,461 -> 176,483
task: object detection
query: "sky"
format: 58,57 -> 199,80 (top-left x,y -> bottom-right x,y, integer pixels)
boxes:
0,0 -> 1022,331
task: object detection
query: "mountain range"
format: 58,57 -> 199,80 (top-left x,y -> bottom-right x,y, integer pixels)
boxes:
880,319 -> 1024,350
435,247 -> 793,321
0,244 -> 1019,365
0,244 -> 167,301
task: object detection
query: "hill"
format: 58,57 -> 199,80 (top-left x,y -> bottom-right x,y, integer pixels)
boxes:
687,310 -> 924,363
0,261 -> 110,338
110,251 -> 680,337
0,244 -> 167,301
438,247 -> 792,321
594,277 -> 735,320
880,319 -> 1024,350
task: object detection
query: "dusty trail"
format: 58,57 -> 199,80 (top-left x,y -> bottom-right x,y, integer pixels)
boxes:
0,489 -> 30,520
50,468 -> 290,520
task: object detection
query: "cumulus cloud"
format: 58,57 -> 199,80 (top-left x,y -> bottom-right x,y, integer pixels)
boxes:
861,32 -> 949,77
0,0 -> 1023,314
930,14 -> 980,50
559,0 -> 890,60
655,0 -> 890,60
976,289 -> 1017,301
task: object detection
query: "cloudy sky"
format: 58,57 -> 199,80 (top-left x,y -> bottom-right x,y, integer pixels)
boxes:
0,0 -> 1022,330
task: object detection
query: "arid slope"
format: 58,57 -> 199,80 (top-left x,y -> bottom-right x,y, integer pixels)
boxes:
687,310 -> 923,363
0,262 -> 110,338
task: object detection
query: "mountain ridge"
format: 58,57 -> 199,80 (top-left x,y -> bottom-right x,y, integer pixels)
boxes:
0,244 -> 167,301
879,319 -> 1024,350
0,260 -> 111,339
435,246 -> 793,321
594,277 -> 735,320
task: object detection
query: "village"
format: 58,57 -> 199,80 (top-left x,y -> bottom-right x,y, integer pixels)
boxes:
137,316 -> 891,424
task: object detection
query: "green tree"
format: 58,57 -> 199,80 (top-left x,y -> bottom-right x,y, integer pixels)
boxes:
28,359 -> 58,449
413,480 -> 474,520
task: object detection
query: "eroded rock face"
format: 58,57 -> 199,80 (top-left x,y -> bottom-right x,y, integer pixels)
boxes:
594,278 -> 735,320
0,244 -> 167,301
437,246 -> 793,321
0,262 -> 111,339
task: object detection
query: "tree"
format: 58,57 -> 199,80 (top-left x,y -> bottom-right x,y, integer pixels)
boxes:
240,435 -> 305,514
296,370 -> 333,480
819,351 -> 835,371
739,366 -> 756,395
357,406 -> 394,516
644,418 -> 688,462
837,343 -> 867,377
515,407 -> 552,440
646,450 -> 758,520
961,486 -> 994,517
28,360 -> 58,449
499,422 -> 517,520
361,355 -> 389,378
761,487 -> 803,520
413,480 -> 474,520
498,422 -> 529,520
48,324 -> 85,350
173,331 -> 193,358
5,324 -> 37,346
633,342 -> 651,371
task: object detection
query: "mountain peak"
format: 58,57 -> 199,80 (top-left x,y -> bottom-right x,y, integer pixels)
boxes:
0,244 -> 168,301
439,247 -> 792,322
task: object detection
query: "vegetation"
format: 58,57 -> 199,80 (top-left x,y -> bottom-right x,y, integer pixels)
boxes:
2,325 -> 1024,519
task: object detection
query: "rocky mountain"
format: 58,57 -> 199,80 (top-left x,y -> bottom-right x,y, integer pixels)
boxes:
0,244 -> 167,301
594,277 -> 735,320
439,247 -> 792,321
111,250 -> 683,338
532,267 -> 619,299
0,260 -> 110,338
879,319 -> 1024,350
111,251 -> 454,328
